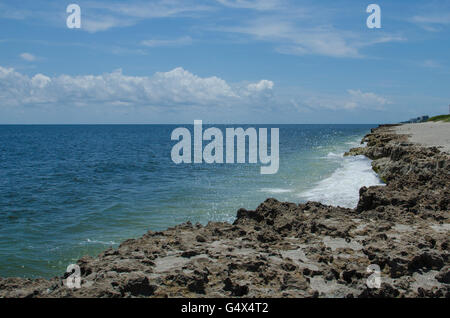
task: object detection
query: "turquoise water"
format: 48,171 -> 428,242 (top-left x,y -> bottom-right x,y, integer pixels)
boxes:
0,124 -> 381,278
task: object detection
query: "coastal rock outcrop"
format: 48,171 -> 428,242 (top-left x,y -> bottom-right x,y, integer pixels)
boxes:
0,125 -> 448,298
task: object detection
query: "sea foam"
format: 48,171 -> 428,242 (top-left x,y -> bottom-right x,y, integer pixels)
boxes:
298,154 -> 384,209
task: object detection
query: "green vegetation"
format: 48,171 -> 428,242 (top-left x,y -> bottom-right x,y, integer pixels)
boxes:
428,114 -> 450,122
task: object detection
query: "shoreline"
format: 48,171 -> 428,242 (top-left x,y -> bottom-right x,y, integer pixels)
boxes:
0,124 -> 449,298
394,122 -> 450,154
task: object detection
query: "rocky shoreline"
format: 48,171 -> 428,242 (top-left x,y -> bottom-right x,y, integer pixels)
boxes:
1,124 -> 449,298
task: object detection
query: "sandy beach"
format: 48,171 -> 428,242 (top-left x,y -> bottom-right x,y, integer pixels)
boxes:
395,122 -> 450,153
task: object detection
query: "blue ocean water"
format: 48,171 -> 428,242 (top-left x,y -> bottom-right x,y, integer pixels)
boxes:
0,124 -> 382,278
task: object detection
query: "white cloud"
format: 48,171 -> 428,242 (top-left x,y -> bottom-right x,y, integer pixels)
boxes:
220,19 -> 356,58
0,1 -> 407,59
0,65 -> 273,109
31,73 -> 51,88
412,14 -> 450,25
219,18 -> 403,58
0,1 -> 214,33
82,15 -> 136,33
301,89 -> 390,111
411,5 -> 450,32
20,52 -> 36,62
346,89 -> 390,110
361,35 -> 407,46
92,0 -> 213,19
247,80 -> 274,92
140,36 -> 193,47
0,65 -> 390,116
81,0 -> 214,32
215,0 -> 283,11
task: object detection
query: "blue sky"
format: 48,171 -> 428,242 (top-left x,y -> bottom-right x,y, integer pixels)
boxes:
0,0 -> 449,124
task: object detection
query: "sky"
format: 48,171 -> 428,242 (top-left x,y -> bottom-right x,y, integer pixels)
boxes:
0,0 -> 449,124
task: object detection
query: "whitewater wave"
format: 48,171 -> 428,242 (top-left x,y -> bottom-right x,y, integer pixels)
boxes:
324,152 -> 344,159
298,155 -> 384,209
82,239 -> 118,246
345,140 -> 361,148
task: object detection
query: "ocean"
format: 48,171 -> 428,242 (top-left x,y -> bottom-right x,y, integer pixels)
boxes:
0,124 -> 384,278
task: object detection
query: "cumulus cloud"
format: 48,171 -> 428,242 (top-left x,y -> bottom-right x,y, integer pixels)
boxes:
247,80 -> 274,92
0,66 -> 274,109
0,65 -> 390,116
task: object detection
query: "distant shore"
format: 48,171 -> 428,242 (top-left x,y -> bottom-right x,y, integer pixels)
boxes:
0,123 -> 448,298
